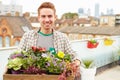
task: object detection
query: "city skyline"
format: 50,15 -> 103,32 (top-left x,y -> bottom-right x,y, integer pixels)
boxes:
1,0 -> 120,18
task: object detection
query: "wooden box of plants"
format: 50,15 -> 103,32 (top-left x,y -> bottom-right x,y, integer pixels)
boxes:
3,72 -> 74,80
3,46 -> 75,80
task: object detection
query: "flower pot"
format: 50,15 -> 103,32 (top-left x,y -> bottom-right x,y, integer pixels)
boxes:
80,66 -> 96,80
87,41 -> 99,48
104,39 -> 113,46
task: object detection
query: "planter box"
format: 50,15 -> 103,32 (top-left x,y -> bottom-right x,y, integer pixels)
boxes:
3,69 -> 74,80
3,74 -> 74,80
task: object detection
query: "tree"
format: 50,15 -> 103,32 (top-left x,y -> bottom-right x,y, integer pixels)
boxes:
61,12 -> 78,19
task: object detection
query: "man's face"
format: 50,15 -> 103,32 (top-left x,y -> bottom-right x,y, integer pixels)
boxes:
38,8 -> 56,30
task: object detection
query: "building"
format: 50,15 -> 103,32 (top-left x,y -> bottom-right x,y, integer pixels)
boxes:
94,3 -> 100,18
115,14 -> 120,26
106,8 -> 114,15
58,26 -> 120,40
0,16 -> 32,47
100,15 -> 115,27
78,8 -> 84,16
0,1 -> 22,16
87,8 -> 91,16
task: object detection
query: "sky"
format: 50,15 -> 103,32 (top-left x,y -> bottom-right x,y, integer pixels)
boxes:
1,0 -> 120,18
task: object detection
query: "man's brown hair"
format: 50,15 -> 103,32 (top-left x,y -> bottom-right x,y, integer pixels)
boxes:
38,2 -> 56,16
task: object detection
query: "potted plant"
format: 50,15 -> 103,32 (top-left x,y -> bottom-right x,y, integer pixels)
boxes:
104,38 -> 114,46
87,39 -> 99,48
80,59 -> 96,80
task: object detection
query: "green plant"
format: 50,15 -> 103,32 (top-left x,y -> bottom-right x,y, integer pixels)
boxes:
81,59 -> 95,68
7,46 -> 73,74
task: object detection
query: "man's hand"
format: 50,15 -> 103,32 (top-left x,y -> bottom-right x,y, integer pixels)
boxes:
74,59 -> 81,67
72,59 -> 81,78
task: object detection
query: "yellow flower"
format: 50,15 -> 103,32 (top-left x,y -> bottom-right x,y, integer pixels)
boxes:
57,51 -> 65,58
46,57 -> 51,61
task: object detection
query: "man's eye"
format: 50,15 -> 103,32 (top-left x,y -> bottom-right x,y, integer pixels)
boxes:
41,15 -> 45,18
48,15 -> 52,18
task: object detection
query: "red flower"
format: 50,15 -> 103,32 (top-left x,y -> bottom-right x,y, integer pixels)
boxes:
32,46 -> 37,52
39,48 -> 46,52
32,46 -> 41,52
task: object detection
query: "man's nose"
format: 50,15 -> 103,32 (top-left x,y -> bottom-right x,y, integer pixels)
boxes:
45,17 -> 49,21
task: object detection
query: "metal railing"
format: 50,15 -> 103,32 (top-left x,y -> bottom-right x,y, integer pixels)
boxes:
0,36 -> 120,80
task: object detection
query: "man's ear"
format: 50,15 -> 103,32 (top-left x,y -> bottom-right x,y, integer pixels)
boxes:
55,15 -> 57,21
38,16 -> 40,22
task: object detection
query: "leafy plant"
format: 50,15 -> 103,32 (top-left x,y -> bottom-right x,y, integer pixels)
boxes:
7,46 -> 73,75
81,59 -> 95,68
89,39 -> 97,44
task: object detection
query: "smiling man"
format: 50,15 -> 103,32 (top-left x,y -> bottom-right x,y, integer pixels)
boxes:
18,2 -> 80,79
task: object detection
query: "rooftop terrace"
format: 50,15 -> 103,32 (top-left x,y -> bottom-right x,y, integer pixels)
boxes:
0,36 -> 120,80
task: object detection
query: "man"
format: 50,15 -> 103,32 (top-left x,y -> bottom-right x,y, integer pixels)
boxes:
19,2 -> 80,79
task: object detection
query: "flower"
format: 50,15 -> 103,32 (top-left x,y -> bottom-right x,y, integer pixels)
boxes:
7,46 -> 73,76
57,51 -> 65,58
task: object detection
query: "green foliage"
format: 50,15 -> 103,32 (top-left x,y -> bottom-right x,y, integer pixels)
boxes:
7,58 -> 24,70
81,59 -> 94,68
7,47 -> 72,74
62,12 -> 78,19
90,39 -> 97,43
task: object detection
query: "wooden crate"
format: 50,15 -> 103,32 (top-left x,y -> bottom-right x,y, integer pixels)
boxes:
3,74 -> 74,80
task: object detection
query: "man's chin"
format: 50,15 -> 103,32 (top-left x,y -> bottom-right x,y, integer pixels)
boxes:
45,27 -> 51,30
44,26 -> 52,29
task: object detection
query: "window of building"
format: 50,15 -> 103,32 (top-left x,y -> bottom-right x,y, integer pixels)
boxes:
88,35 -> 93,39
82,35 -> 87,40
0,36 -> 2,47
69,34 -> 74,40
101,18 -> 108,24
5,36 -> 10,47
103,18 -> 108,23
73,34 -> 78,40
15,40 -> 20,46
